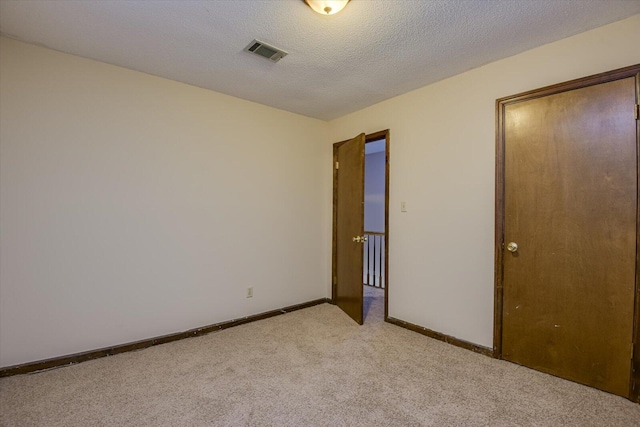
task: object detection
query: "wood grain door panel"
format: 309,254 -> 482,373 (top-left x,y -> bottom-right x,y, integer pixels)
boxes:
335,134 -> 365,324
502,77 -> 637,397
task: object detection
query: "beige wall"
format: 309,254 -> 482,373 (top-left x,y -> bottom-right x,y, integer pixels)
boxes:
327,14 -> 640,348
0,37 -> 329,367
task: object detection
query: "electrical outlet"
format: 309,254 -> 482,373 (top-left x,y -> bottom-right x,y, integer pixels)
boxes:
246,287 -> 253,298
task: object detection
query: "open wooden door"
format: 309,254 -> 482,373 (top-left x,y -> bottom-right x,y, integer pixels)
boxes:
333,133 -> 365,324
497,68 -> 639,398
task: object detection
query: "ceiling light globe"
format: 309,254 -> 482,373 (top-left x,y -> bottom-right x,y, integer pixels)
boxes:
304,0 -> 350,16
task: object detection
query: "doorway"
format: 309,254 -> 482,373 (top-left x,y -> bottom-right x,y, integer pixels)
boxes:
363,136 -> 387,322
494,65 -> 640,400
332,130 -> 389,325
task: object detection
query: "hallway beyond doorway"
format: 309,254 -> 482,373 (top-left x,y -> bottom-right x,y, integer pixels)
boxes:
363,285 -> 384,323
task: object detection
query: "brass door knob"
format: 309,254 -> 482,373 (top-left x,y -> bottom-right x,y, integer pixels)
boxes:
506,242 -> 518,253
352,236 -> 362,243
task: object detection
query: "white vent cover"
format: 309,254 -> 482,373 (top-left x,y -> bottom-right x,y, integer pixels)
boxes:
244,39 -> 288,63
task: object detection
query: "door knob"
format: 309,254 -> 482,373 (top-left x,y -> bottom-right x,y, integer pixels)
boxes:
506,242 -> 518,253
352,236 -> 362,243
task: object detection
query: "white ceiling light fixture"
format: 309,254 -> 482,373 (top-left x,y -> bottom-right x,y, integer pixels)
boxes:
303,0 -> 350,16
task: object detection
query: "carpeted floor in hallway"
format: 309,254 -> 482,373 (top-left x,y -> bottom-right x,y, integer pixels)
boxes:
1,286 -> 639,426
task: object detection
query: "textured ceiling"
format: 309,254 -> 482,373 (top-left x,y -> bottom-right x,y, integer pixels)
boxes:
1,0 -> 639,121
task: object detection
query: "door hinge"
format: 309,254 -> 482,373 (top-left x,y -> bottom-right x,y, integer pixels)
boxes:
635,104 -> 639,120
632,342 -> 635,360
333,276 -> 337,285
335,161 -> 339,170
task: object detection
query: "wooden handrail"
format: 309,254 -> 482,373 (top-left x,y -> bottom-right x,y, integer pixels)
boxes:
363,233 -> 385,288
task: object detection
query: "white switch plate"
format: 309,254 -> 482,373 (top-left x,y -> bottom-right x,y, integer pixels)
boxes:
247,287 -> 253,298
401,201 -> 407,212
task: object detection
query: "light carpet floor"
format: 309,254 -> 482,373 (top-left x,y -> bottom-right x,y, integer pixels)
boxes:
1,286 -> 639,426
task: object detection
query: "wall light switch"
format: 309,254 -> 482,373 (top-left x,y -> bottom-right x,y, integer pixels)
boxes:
401,201 -> 407,212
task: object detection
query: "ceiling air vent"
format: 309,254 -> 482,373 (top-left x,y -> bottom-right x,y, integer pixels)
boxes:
244,39 -> 288,63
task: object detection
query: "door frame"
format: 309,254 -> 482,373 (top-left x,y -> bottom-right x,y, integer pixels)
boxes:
332,129 -> 390,321
493,64 -> 640,402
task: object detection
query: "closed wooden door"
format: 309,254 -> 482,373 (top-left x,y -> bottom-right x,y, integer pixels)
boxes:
501,76 -> 638,397
334,134 -> 365,324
